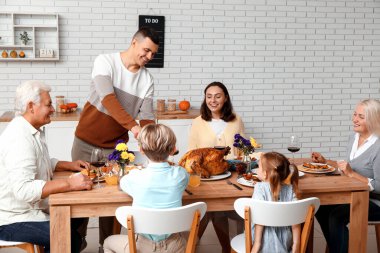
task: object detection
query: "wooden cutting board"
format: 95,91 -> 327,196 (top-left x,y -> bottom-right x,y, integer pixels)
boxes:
156,110 -> 188,115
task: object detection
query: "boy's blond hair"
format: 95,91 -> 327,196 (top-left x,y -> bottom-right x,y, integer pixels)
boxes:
138,124 -> 176,162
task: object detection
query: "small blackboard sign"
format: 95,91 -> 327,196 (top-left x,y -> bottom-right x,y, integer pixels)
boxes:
139,15 -> 165,68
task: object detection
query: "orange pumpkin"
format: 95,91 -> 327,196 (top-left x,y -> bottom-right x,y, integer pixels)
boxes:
2,50 -> 8,58
179,99 -> 190,111
19,51 -> 25,58
10,50 -> 17,58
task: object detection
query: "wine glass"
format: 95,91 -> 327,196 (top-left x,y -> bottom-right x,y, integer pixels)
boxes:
91,148 -> 105,189
287,135 -> 300,163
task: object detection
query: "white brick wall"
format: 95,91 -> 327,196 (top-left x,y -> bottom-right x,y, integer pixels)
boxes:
1,0 -> 380,159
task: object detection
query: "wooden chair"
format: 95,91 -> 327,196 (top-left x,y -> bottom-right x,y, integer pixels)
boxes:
0,240 -> 44,253
115,202 -> 207,253
324,221 -> 380,253
230,197 -> 320,253
368,221 -> 380,253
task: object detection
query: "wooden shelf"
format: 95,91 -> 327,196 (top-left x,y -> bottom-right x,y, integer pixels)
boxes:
14,25 -> 57,28
0,57 -> 59,62
0,45 -> 33,49
0,12 -> 59,62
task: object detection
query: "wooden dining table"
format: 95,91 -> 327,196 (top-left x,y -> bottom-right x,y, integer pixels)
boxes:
49,158 -> 369,253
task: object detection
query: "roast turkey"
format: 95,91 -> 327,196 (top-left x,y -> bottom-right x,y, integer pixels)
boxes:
179,147 -> 231,178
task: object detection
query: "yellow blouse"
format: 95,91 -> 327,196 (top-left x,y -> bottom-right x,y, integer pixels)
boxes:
188,115 -> 245,159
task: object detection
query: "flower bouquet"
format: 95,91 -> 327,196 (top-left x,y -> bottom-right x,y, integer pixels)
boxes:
108,140 -> 135,177
233,134 -> 261,174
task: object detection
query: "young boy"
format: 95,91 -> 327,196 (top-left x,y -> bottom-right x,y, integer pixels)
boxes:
103,124 -> 189,253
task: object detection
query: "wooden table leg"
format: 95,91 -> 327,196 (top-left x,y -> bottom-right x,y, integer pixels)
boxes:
113,216 -> 121,234
349,191 -> 369,253
50,206 -> 71,253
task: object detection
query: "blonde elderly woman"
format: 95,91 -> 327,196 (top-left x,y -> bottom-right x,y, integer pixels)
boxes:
311,99 -> 380,253
0,80 -> 93,253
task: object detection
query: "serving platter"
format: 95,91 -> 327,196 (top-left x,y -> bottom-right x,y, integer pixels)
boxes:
201,171 -> 231,181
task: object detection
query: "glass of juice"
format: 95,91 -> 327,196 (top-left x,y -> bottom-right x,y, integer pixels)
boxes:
188,170 -> 201,187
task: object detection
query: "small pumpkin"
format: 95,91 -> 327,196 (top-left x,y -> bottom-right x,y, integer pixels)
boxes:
10,50 -> 17,58
19,51 -> 25,58
1,50 -> 8,58
179,99 -> 190,111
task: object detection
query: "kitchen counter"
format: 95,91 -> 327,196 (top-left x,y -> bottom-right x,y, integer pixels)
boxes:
0,108 -> 200,122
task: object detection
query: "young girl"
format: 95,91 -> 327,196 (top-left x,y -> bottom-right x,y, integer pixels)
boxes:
251,152 -> 300,253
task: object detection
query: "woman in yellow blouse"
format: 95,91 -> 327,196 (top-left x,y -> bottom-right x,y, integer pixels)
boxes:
188,82 -> 245,160
188,81 -> 244,253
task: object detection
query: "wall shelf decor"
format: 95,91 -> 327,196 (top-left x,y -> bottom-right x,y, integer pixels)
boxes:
0,12 -> 59,61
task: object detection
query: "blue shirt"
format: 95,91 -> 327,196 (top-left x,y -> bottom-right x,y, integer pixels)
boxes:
120,162 -> 189,241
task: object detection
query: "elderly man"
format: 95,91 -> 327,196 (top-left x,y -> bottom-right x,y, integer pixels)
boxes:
0,80 -> 93,253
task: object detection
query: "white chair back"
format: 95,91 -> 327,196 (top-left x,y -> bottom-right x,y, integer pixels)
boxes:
115,202 -> 207,234
0,240 -> 28,246
234,197 -> 320,226
231,197 -> 320,253
0,240 -> 43,253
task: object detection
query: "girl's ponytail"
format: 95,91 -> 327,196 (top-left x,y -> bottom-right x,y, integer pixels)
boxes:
262,152 -> 298,201
290,164 -> 300,199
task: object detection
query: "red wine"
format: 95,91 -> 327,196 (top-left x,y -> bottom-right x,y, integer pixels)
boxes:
90,161 -> 106,167
288,147 -> 300,153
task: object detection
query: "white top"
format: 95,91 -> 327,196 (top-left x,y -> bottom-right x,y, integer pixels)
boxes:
350,133 -> 378,160
88,52 -> 154,120
208,119 -> 227,140
91,53 -> 154,100
0,116 -> 58,226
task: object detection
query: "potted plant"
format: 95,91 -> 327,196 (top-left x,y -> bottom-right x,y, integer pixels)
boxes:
19,31 -> 31,45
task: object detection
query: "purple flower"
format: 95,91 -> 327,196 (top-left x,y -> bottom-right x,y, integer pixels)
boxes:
233,133 -> 255,156
108,140 -> 135,164
108,150 -> 122,161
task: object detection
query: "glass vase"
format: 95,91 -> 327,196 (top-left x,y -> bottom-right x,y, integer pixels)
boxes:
117,163 -> 126,191
242,154 -> 251,174
118,162 -> 126,183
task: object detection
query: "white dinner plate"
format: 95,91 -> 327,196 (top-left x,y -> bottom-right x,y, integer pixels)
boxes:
251,169 -> 304,177
201,171 -> 231,181
237,177 -> 257,187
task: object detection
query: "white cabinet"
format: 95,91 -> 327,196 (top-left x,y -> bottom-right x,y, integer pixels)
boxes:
44,121 -> 78,161
159,119 -> 193,162
0,122 -> 8,134
0,12 -> 59,61
0,120 -> 78,162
